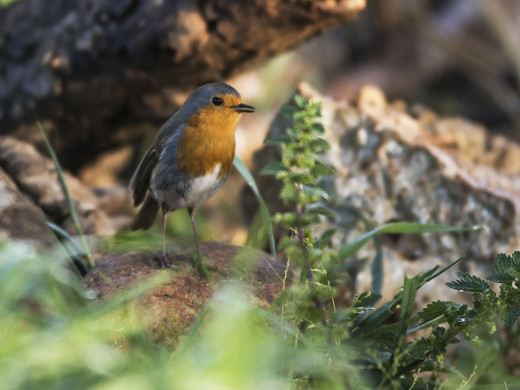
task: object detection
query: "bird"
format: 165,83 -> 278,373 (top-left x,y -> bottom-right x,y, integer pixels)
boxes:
129,82 -> 255,268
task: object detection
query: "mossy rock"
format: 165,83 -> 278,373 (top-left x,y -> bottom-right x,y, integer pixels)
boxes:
84,241 -> 288,347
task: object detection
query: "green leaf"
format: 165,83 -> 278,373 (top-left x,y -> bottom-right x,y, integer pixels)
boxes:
291,172 -> 317,186
308,152 -> 326,164
446,272 -> 490,292
281,105 -> 297,119
260,161 -> 288,176
352,302 -> 394,336
495,252 -> 520,276
339,222 -> 481,260
399,275 -> 418,337
354,291 -> 382,308
280,183 -> 299,203
302,185 -> 330,200
512,251 -> 520,268
371,235 -> 383,296
315,228 -> 336,248
417,301 -> 451,323
373,222 -> 482,234
486,252 -> 520,284
309,138 -> 330,151
311,122 -> 325,134
424,257 -> 464,284
292,111 -> 307,122
305,206 -> 339,221
264,136 -> 290,146
486,272 -> 514,284
293,94 -> 306,108
233,155 -> 276,256
310,164 -> 335,177
501,303 -> 520,326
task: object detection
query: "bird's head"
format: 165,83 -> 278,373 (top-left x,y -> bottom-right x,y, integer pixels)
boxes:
181,82 -> 255,133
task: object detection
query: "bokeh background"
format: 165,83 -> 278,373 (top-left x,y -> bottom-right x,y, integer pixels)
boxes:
132,0 -> 520,247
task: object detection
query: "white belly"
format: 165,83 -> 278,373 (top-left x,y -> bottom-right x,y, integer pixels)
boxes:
179,163 -> 226,210
151,162 -> 228,211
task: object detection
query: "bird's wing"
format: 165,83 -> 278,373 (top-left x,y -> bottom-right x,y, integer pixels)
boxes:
129,147 -> 159,207
129,112 -> 185,207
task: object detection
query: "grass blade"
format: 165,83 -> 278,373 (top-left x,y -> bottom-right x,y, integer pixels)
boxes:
37,122 -> 94,268
425,256 -> 465,283
371,236 -> 383,295
339,222 -> 482,261
233,155 -> 276,256
399,275 -> 418,337
46,221 -> 89,276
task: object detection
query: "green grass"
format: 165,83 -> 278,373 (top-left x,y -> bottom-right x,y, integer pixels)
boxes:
38,122 -> 94,269
234,155 -> 276,256
0,0 -> 17,6
0,241 -> 344,390
2,239 -> 518,389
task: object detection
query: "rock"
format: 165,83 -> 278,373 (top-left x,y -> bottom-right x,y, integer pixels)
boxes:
248,83 -> 520,305
84,241 -> 287,346
0,136 -> 132,237
0,167 -> 57,248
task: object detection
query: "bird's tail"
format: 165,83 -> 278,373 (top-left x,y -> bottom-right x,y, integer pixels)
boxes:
131,194 -> 159,231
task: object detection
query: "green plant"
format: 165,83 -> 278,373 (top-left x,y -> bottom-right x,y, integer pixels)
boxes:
234,155 -> 276,256
262,94 -> 338,323
38,122 -> 94,270
344,251 -> 520,388
261,95 -> 520,388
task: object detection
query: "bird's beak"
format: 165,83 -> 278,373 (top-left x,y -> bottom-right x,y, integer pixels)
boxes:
232,103 -> 255,113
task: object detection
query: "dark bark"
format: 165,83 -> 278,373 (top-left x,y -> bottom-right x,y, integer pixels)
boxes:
0,0 -> 365,170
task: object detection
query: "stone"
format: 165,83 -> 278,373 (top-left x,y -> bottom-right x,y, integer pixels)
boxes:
0,136 -> 131,237
0,167 -> 57,248
84,241 -> 287,346
248,82 -> 520,305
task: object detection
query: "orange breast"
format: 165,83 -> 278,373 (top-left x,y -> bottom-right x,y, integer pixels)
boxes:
177,105 -> 239,178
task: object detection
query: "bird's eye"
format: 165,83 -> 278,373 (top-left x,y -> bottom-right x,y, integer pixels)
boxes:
211,97 -> 223,106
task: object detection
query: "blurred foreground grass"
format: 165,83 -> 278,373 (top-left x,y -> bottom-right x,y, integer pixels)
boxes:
2,238 -> 519,390
0,240 -> 345,390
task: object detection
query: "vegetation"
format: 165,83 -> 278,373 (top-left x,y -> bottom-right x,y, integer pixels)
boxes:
260,95 -> 520,388
1,96 -> 519,389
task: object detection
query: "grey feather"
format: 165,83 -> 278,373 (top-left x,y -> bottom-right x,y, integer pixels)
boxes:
130,194 -> 160,230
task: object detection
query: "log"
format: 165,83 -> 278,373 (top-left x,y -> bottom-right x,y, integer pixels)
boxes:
0,0 -> 365,170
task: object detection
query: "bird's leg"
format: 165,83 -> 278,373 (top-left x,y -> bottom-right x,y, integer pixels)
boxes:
162,207 -> 168,257
188,207 -> 202,255
188,207 -> 208,277
153,206 -> 168,269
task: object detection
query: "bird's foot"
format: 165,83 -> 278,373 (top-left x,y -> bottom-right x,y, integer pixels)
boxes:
145,253 -> 168,269
189,251 -> 212,278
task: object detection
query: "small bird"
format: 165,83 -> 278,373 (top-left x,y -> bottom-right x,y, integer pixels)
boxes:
129,82 -> 254,267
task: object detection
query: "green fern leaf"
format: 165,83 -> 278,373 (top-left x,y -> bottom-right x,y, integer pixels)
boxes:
446,272 -> 490,292
417,301 -> 451,323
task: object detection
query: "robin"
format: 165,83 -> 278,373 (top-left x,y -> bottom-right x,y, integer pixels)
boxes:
129,82 -> 254,268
